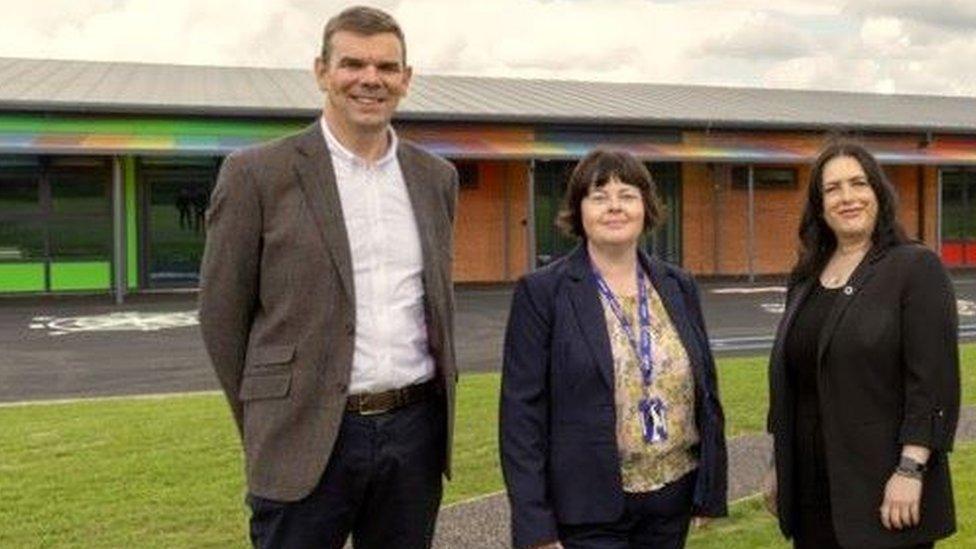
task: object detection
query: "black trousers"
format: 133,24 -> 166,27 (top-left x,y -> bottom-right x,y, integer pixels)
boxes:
248,396 -> 446,549
557,470 -> 697,549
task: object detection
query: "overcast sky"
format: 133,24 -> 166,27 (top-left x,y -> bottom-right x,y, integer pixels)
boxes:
2,0 -> 974,97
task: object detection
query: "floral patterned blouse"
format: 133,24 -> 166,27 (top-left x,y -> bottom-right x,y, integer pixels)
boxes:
600,280 -> 699,493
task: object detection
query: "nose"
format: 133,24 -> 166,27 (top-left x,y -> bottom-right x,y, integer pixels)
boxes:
360,65 -> 381,86
606,197 -> 624,211
837,183 -> 855,202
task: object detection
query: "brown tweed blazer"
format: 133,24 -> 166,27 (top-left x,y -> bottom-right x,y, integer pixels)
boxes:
199,123 -> 458,501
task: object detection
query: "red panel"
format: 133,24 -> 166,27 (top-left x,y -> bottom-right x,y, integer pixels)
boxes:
941,242 -> 963,266
965,242 -> 976,265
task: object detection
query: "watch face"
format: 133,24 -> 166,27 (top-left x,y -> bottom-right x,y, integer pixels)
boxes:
899,456 -> 925,472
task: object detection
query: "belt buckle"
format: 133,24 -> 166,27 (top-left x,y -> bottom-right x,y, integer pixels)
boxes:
358,393 -> 388,416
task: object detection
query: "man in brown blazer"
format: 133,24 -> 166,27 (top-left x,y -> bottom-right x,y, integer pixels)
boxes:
199,6 -> 458,548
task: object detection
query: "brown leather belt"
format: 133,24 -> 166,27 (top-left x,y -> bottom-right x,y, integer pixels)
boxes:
345,379 -> 439,415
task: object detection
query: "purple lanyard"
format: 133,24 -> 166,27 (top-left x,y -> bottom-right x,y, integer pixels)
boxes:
592,265 -> 653,387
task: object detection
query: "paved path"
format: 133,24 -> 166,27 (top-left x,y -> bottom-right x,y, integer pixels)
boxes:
431,407 -> 976,547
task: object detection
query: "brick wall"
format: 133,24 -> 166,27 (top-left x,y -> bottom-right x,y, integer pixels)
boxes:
680,162 -> 936,276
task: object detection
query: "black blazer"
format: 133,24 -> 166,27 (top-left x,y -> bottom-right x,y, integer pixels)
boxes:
767,243 -> 960,548
500,245 -> 728,549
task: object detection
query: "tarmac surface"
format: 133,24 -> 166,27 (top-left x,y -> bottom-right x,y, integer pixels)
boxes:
1,276 -> 973,403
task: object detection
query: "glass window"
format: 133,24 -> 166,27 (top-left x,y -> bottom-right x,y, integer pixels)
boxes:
0,219 -> 45,261
48,217 -> 111,260
942,172 -> 966,240
731,166 -> 798,189
0,155 -> 41,169
142,160 -> 218,286
50,174 -> 109,216
647,163 -> 681,265
0,175 -> 41,215
533,160 -> 577,267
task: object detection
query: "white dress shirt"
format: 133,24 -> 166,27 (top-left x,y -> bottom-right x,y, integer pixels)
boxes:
321,117 -> 435,394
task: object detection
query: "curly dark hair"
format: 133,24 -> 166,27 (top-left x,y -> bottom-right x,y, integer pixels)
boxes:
556,148 -> 665,240
790,139 -> 910,284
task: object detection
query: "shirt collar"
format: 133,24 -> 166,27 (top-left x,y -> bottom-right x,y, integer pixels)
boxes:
320,116 -> 399,167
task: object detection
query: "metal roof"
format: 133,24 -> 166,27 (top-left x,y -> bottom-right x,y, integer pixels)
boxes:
2,56 -> 976,133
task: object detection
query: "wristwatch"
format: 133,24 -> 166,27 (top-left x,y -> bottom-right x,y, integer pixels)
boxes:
895,455 -> 926,480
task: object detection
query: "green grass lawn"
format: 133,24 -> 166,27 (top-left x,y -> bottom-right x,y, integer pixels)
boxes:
0,344 -> 972,547
687,441 -> 976,549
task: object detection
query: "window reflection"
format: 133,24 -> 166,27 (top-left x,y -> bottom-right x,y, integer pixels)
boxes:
142,157 -> 218,286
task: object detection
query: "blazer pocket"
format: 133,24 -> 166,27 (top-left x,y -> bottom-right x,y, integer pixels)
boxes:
245,344 -> 296,368
239,372 -> 292,401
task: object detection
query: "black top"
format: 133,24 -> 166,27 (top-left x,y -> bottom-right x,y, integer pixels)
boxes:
785,283 -> 842,418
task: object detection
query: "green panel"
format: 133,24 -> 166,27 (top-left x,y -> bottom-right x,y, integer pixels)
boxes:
0,113 -> 304,139
50,261 -> 111,291
0,263 -> 45,292
125,156 -> 138,289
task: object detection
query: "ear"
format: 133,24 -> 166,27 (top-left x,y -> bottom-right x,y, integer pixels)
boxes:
314,56 -> 329,93
400,64 -> 413,96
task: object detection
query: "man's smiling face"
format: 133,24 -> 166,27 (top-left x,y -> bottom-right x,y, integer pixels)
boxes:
316,30 -> 412,136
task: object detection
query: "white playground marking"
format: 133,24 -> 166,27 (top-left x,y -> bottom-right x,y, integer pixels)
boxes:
29,310 -> 199,336
756,299 -> 975,317
711,287 -> 786,295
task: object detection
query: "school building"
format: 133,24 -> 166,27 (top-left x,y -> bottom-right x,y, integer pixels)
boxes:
1,57 -> 975,297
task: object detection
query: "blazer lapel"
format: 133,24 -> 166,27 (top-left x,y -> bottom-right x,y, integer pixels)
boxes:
397,145 -> 445,353
641,252 -> 706,385
566,246 -> 615,389
397,145 -> 436,287
816,246 -> 885,367
771,278 -> 814,378
293,123 -> 354,303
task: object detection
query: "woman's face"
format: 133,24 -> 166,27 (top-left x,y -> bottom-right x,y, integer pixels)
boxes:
821,155 -> 878,244
581,177 -> 645,250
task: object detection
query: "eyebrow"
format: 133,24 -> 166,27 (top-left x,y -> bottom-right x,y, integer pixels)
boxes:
337,55 -> 402,68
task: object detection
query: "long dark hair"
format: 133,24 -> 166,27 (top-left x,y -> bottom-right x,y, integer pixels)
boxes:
790,139 -> 910,284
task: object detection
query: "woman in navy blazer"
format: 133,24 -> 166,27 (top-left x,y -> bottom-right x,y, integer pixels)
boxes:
500,149 -> 727,549
764,140 -> 959,548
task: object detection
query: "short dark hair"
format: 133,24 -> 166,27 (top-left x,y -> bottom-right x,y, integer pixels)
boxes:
790,138 -> 910,283
321,6 -> 407,64
556,148 -> 665,239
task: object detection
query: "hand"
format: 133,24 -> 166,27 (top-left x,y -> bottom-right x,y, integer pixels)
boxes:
530,542 -> 563,549
880,473 -> 923,530
761,467 -> 778,517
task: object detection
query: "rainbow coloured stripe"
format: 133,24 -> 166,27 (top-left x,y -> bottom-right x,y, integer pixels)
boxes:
1,114 -> 975,164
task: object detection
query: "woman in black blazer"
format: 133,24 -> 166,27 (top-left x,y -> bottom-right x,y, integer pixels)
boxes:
500,149 -> 727,549
765,140 -> 960,548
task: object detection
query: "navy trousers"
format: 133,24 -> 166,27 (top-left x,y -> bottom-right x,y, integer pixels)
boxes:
247,396 -> 446,549
557,470 -> 697,549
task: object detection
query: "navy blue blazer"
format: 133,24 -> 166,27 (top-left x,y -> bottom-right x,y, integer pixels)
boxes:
500,245 -> 728,549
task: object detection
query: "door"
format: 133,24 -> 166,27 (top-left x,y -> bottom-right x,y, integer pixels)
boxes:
140,157 -> 219,287
941,169 -> 976,267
